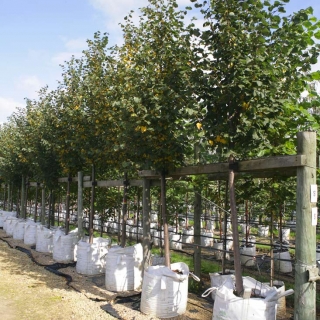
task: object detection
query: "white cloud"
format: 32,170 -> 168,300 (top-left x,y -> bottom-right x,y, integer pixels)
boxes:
88,0 -> 201,45
51,37 -> 87,66
51,51 -> 82,65
0,97 -> 25,124
27,49 -> 47,60
89,0 -> 146,18
15,75 -> 43,100
89,0 -> 146,38
65,38 -> 88,51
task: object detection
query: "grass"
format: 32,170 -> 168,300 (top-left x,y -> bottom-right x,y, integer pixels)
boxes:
250,227 -> 258,234
256,244 -> 271,252
151,248 -> 221,274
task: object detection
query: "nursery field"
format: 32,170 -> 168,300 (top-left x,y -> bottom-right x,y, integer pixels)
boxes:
1,199 -> 319,319
1,223 -> 315,320
0,228 -> 213,320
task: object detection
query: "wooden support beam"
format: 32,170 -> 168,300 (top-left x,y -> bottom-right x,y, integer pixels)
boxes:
139,155 -> 306,179
58,176 -> 91,183
29,182 -> 44,187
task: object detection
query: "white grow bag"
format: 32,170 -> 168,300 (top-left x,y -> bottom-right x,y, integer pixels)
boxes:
273,249 -> 292,273
201,231 -> 213,247
0,213 -> 5,228
240,224 -> 250,234
24,220 -> 39,246
213,241 -> 224,260
280,228 -> 290,241
53,228 -> 78,263
170,233 -> 182,250
36,225 -> 55,253
258,225 -> 269,237
209,271 -> 235,300
140,262 -> 200,318
76,237 -> 111,275
105,243 -> 143,292
214,239 -> 233,261
152,230 -> 164,247
240,244 -> 256,267
316,245 -> 320,261
0,211 -> 17,228
5,217 -> 19,236
202,276 -> 294,320
182,228 -> 194,244
13,219 -> 26,240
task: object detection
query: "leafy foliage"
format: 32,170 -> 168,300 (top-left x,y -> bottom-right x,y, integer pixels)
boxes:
192,0 -> 320,158
112,0 -> 198,172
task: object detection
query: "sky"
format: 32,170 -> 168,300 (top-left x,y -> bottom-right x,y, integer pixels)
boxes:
0,0 -> 319,124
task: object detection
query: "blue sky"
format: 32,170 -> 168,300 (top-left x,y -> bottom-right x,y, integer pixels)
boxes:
0,0 -> 319,124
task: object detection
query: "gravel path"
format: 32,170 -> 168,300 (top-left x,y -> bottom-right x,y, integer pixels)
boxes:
0,229 -> 212,320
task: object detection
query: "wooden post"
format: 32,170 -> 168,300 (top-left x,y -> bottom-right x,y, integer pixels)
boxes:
142,178 -> 151,272
194,187 -> 202,278
77,171 -> 84,240
294,131 -> 317,319
41,185 -> 45,225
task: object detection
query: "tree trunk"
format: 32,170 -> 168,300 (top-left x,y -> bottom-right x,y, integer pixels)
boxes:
160,171 -> 170,267
34,183 -> 39,222
142,178 -> 151,272
65,173 -> 71,234
3,184 -> 6,211
121,172 -> 128,247
229,156 -> 243,296
77,171 -> 84,240
21,176 -> 26,219
89,165 -> 96,244
41,185 -> 45,225
50,190 -> 55,227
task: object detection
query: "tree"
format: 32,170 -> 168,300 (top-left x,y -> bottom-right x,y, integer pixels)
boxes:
192,0 -> 320,157
192,0 -> 320,296
113,0 -> 197,265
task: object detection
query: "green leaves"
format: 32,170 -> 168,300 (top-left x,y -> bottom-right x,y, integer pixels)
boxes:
192,0 -> 320,159
113,0 -> 197,172
314,30 -> 320,39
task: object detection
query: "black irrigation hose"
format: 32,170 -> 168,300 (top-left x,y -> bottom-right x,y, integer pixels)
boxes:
0,236 -> 77,287
115,293 -> 141,311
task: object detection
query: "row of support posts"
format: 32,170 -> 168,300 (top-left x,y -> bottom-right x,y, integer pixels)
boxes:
139,132 -> 318,320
